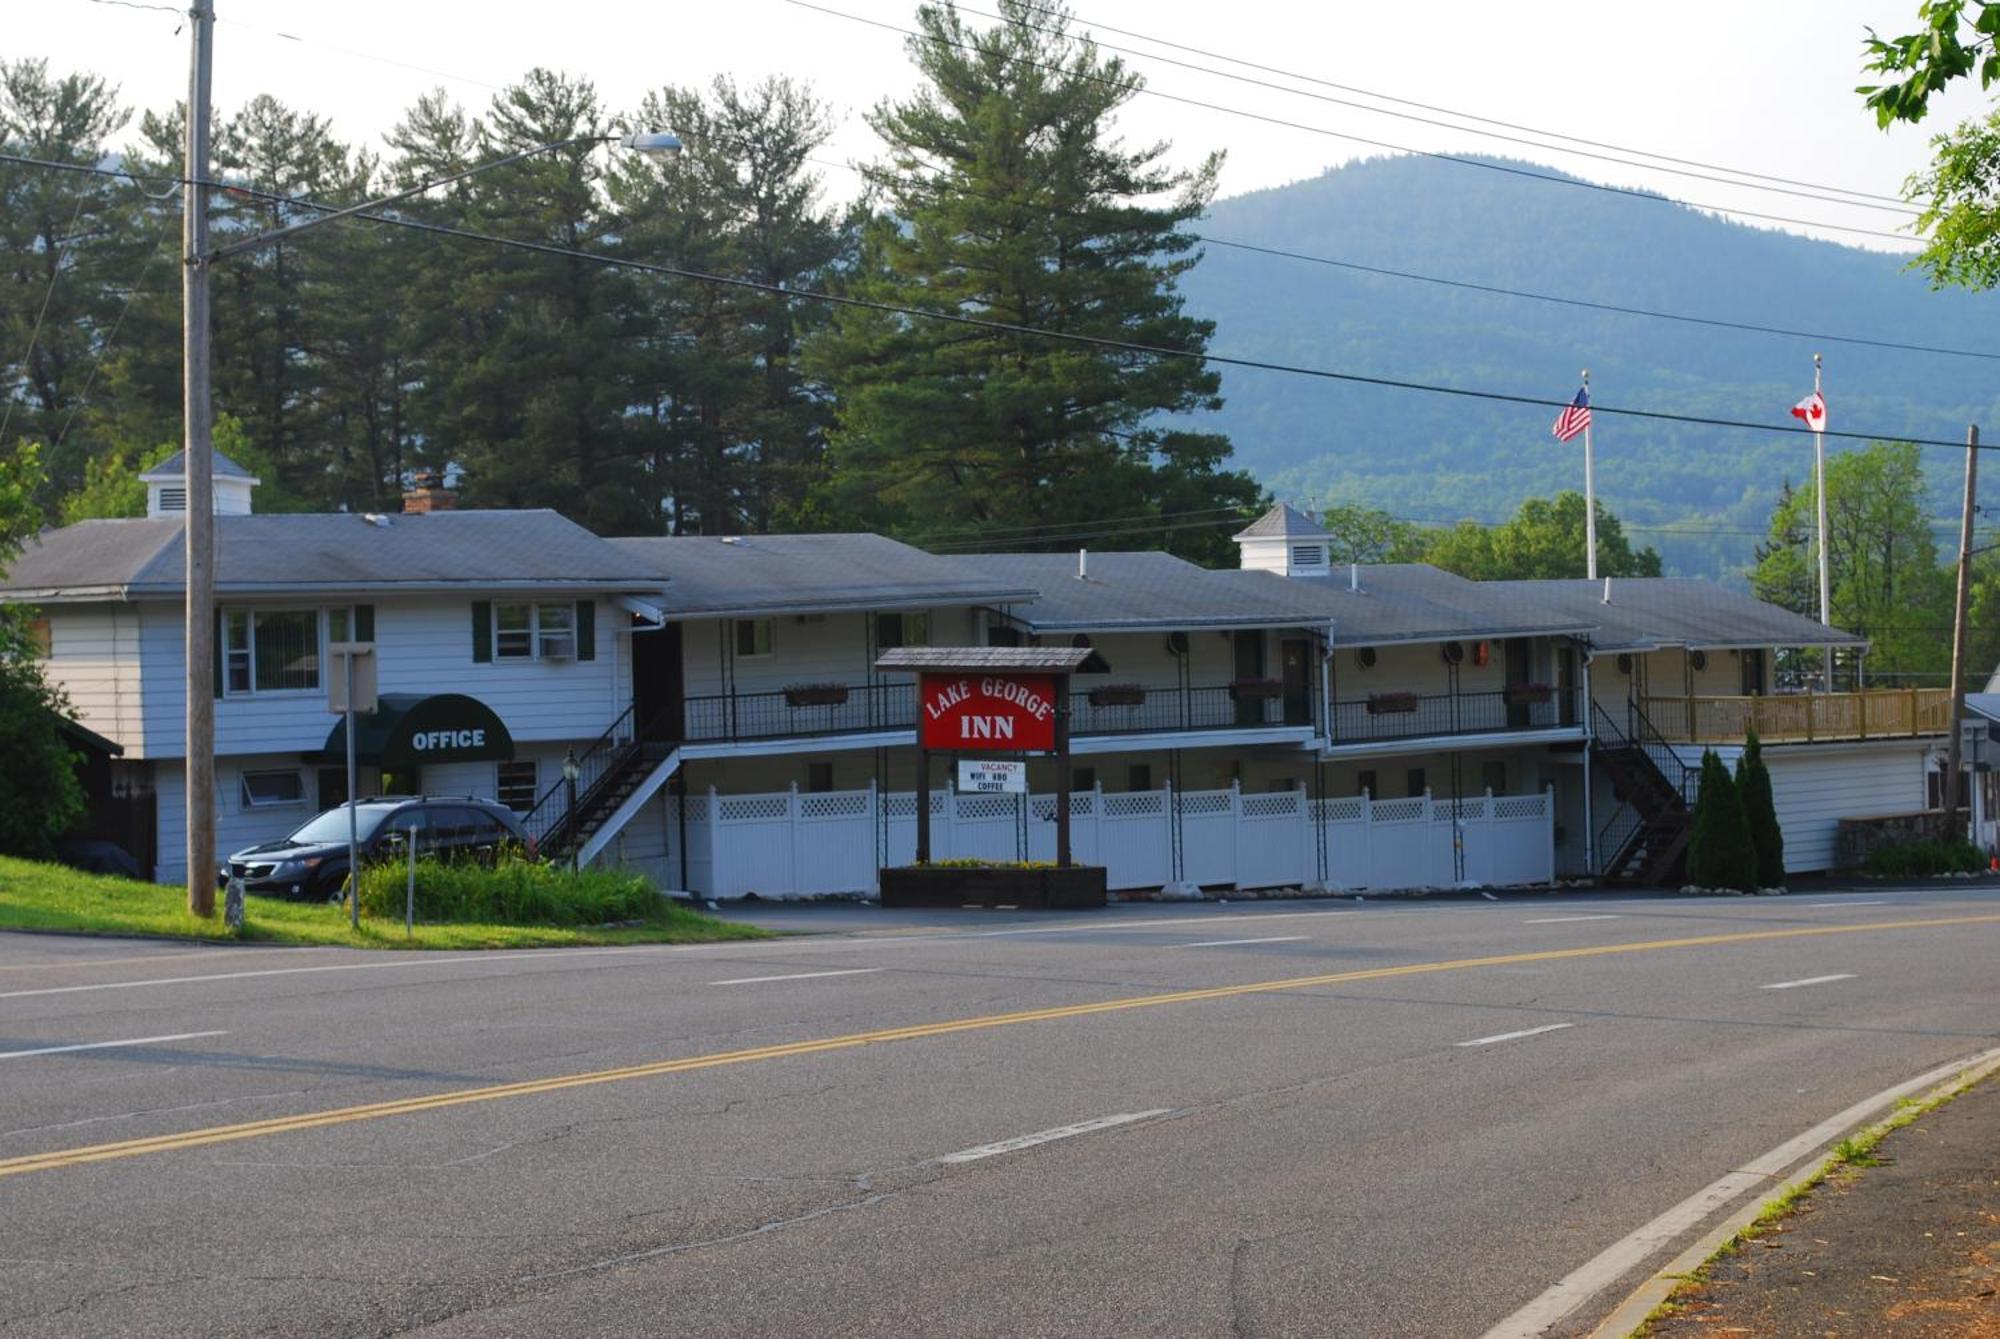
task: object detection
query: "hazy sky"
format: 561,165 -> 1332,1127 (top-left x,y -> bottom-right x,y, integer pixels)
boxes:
16,0 -> 1994,252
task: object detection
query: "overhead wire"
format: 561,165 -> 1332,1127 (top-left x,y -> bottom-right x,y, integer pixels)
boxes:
4,151 -> 1992,458
1023,0 -> 1912,208
777,0 -> 1919,243
947,0 -> 1921,217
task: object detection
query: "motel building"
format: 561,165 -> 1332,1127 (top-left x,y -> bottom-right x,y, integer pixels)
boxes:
3,464 -> 1951,898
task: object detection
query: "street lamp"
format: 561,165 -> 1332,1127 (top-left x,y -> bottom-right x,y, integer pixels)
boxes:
562,751 -> 582,875
177,4 -> 679,915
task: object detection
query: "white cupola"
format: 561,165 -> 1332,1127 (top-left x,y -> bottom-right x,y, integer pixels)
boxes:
141,449 -> 260,518
1232,502 -> 1332,578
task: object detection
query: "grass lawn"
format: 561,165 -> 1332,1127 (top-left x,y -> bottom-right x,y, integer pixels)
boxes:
0,856 -> 769,950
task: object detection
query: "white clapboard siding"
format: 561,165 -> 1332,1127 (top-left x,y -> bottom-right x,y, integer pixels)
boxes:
136,597 -> 628,758
1760,743 -> 1931,873
42,603 -> 144,746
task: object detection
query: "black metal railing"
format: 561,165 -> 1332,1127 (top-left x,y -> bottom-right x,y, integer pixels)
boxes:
1067,685 -> 1314,736
1328,687 -> 1584,746
682,683 -> 917,744
521,703 -> 637,854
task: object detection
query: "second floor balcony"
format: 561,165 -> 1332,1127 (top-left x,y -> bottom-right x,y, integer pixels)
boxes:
678,679 -> 1319,746
1637,688 -> 1952,745
1325,685 -> 1585,749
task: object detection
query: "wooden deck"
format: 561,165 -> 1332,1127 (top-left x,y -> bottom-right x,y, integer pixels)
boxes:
1640,689 -> 1952,745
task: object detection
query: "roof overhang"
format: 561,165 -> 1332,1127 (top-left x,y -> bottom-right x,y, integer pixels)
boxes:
9,581 -> 673,603
665,587 -> 1039,622
1330,624 -> 1595,648
1319,724 -> 1587,761
875,646 -> 1096,674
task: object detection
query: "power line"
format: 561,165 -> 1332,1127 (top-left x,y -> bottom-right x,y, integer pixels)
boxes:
8,151 -> 1992,457
778,0 -> 1920,244
809,156 -> 2000,363
1028,0 -> 1911,209
950,0 -> 1921,218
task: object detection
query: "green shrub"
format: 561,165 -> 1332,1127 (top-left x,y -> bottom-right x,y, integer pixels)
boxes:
357,854 -> 660,926
1688,749 -> 1757,891
1734,729 -> 1785,888
1862,839 -> 1986,879
914,858 -> 1056,870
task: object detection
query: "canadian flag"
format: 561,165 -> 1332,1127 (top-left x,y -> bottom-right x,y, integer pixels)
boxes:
1791,391 -> 1826,433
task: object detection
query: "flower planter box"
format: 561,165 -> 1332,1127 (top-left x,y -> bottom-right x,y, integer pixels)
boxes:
1366,691 -> 1419,715
1229,678 -> 1284,701
1503,683 -> 1553,706
784,684 -> 850,708
1088,684 -> 1147,708
879,864 -> 1108,910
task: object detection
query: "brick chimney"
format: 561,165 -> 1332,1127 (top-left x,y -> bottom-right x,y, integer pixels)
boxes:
402,469 -> 457,514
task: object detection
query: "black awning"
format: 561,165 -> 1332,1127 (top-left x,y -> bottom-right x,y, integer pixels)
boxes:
311,693 -> 515,768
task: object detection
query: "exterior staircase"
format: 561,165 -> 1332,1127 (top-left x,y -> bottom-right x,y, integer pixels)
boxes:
524,707 -> 681,868
1592,702 -> 1695,885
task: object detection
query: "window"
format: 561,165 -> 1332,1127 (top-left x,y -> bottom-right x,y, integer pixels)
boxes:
241,769 -> 305,809
806,761 -> 834,793
1405,768 -> 1427,799
1480,761 -> 1508,796
1073,766 -> 1097,792
734,618 -> 773,657
328,605 -> 373,644
494,603 -> 576,660
1291,544 -> 1325,568
496,760 -> 538,812
987,624 -> 1023,648
223,608 -> 319,696
876,612 -> 929,649
1357,769 -> 1378,799
1126,764 -> 1152,792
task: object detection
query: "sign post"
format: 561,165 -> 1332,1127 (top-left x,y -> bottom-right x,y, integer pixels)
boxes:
328,641 -> 377,928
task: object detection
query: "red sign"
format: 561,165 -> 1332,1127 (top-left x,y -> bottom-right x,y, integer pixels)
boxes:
919,673 -> 1058,752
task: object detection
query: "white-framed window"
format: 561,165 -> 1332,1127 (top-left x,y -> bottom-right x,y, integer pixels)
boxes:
495,603 -> 576,661
734,618 -> 773,658
240,769 -> 306,809
223,608 -> 320,695
327,605 -> 366,643
496,759 -> 538,812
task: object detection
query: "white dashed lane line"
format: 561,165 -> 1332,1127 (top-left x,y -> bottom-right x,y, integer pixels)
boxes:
0,1031 -> 228,1061
1523,915 -> 1622,924
709,968 -> 885,986
1760,974 -> 1857,991
938,1110 -> 1172,1164
1178,936 -> 1309,949
1457,1023 -> 1575,1048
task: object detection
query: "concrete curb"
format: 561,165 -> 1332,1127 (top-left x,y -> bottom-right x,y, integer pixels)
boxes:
1584,1049 -> 2000,1339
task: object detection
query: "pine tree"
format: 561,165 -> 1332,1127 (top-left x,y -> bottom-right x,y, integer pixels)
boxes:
1734,729 -> 1786,889
804,0 -> 1261,561
1689,749 -> 1757,892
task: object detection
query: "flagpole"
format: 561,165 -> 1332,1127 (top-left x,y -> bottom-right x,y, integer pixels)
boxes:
1813,351 -> 1832,688
1581,368 -> 1597,581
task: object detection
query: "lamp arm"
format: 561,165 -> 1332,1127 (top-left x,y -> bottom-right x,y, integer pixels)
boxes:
207,134 -> 613,263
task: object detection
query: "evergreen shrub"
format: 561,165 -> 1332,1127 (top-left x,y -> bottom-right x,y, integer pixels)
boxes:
1734,729 -> 1786,888
1688,749 -> 1757,891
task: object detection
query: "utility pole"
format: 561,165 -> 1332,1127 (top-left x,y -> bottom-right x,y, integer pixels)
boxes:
183,3 -> 216,917
1812,352 -> 1832,690
1944,423 -> 1979,834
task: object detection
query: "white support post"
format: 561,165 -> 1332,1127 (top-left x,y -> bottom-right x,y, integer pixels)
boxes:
707,785 -> 721,897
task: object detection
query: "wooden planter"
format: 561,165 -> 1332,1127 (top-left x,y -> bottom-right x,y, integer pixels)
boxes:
784,684 -> 850,708
1229,678 -> 1284,701
1503,683 -> 1553,706
1367,691 -> 1419,715
1089,684 -> 1147,708
879,865 -> 1108,910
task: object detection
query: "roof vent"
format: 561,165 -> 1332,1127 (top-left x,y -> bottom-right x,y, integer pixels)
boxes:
362,513 -> 393,528
1602,576 -> 1612,605
720,535 -> 744,546
1078,548 -> 1088,580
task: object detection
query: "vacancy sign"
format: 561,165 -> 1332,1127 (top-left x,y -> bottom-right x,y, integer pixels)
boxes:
919,673 -> 1058,751
958,760 -> 1026,794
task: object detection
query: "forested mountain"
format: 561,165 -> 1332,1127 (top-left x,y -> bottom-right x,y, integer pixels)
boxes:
1177,154 -> 2000,579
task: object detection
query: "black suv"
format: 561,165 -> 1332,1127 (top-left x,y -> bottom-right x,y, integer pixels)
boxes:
220,796 -> 530,900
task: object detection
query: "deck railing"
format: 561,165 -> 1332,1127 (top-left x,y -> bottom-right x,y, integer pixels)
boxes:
1639,688 -> 1951,744
1327,687 -> 1585,746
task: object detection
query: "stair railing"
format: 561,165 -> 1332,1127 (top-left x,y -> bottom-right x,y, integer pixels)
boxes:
522,703 -> 638,856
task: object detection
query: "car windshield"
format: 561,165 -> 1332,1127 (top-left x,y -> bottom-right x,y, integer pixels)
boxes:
287,805 -> 396,845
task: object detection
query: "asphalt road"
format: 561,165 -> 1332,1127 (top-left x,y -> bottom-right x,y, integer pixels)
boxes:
1,886 -> 1996,1338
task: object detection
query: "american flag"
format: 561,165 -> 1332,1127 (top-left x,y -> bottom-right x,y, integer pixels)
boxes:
1552,387 -> 1591,442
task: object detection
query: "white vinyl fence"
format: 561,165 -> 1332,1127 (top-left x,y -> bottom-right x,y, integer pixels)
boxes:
666,784 -> 1553,899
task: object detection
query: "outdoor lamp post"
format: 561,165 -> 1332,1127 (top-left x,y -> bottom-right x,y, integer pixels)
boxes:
562,750 -> 582,874
176,5 -> 678,915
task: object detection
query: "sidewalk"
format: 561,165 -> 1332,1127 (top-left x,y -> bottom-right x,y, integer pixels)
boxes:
1643,1075 -> 2000,1337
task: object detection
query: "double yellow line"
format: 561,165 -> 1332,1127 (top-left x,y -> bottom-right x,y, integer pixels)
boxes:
6,912 -> 1997,1179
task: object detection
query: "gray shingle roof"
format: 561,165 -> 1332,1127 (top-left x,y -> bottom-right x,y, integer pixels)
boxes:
966,552 -> 1595,644
608,533 -> 1037,618
875,647 -> 1095,673
139,448 -> 256,480
1232,502 -> 1326,540
0,510 -> 660,599
1487,578 -> 1869,651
